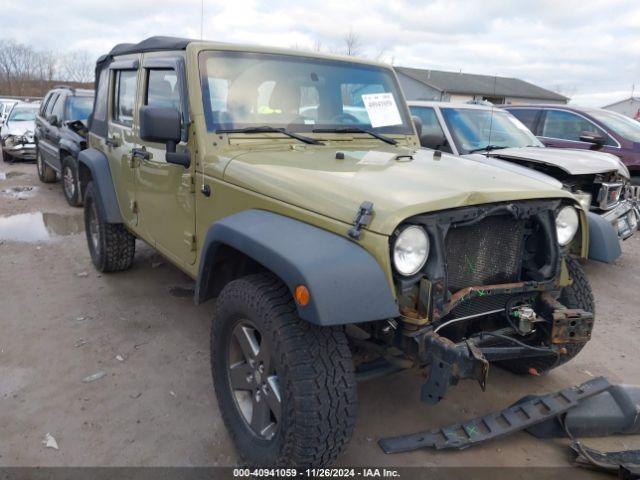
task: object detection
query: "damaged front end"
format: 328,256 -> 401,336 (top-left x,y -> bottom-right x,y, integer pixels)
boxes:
1,130 -> 36,160
353,199 -> 595,405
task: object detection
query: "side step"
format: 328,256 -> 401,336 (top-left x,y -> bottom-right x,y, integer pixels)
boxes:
379,376 -> 611,454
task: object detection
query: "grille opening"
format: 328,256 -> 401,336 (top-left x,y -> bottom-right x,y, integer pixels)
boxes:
444,215 -> 525,293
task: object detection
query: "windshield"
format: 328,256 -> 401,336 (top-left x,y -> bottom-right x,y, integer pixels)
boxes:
589,109 -> 640,143
66,96 -> 94,121
8,106 -> 37,122
441,108 -> 543,154
199,51 -> 413,134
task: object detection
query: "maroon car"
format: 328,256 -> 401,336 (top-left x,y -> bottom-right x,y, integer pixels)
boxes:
504,105 -> 640,185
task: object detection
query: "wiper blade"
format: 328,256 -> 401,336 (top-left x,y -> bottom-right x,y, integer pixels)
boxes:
467,145 -> 508,154
215,126 -> 322,145
312,127 -> 397,145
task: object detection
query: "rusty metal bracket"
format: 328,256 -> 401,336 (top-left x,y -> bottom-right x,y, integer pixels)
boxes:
542,293 -> 594,344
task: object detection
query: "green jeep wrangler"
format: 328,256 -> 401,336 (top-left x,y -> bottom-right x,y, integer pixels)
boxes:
79,36 -> 595,467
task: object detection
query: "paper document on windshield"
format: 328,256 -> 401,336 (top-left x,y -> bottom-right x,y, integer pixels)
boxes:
362,93 -> 402,128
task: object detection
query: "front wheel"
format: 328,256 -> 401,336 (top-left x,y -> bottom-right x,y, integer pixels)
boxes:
211,273 -> 357,467
62,156 -> 82,206
84,181 -> 135,272
499,256 -> 594,375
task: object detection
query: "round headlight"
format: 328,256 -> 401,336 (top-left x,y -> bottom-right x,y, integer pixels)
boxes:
556,206 -> 579,246
393,226 -> 429,276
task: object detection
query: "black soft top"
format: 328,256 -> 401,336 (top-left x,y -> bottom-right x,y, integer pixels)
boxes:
95,36 -> 192,64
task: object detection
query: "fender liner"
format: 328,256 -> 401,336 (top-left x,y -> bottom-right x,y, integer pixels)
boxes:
587,212 -> 621,264
195,209 -> 399,326
77,148 -> 122,223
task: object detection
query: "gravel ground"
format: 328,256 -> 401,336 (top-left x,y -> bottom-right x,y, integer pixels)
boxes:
1,159 -> 639,473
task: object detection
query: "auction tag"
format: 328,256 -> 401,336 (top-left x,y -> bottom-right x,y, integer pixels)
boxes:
362,93 -> 402,128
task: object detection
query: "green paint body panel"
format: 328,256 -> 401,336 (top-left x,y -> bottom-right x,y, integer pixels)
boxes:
91,41 -> 587,298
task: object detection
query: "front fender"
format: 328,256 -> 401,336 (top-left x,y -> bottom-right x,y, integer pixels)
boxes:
59,138 -> 81,159
587,212 -> 621,263
78,148 -> 122,223
195,209 -> 399,326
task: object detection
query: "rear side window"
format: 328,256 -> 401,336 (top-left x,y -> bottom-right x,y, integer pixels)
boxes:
40,93 -> 53,116
113,70 -> 138,127
66,96 -> 94,121
44,93 -> 59,117
409,106 -> 446,137
146,69 -> 180,111
541,109 -> 614,145
507,108 -> 540,132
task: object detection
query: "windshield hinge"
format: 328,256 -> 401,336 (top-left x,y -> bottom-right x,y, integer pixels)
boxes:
348,201 -> 374,240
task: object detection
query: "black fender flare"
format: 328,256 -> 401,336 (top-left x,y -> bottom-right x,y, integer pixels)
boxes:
195,209 -> 399,326
77,148 -> 122,223
59,138 -> 81,159
586,211 -> 621,264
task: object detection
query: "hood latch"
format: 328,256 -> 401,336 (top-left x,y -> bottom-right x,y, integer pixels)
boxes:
348,201 -> 374,240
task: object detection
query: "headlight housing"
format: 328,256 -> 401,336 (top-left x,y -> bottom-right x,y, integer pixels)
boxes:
556,206 -> 579,246
393,225 -> 429,276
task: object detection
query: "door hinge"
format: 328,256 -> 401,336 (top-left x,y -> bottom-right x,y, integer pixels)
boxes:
184,231 -> 196,251
181,172 -> 196,193
127,153 -> 139,168
130,200 -> 138,214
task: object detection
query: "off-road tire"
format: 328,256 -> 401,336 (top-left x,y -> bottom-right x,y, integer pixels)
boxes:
84,181 -> 135,272
62,155 -> 82,206
499,256 -> 594,375
36,148 -> 56,183
211,273 -> 357,467
1,142 -> 12,163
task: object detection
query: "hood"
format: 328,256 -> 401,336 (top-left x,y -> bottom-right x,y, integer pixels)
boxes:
2,120 -> 35,137
223,145 -> 573,235
487,146 -> 629,179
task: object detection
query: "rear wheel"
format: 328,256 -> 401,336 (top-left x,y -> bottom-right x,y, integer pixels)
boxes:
211,273 -> 357,467
498,256 -> 594,375
36,148 -> 56,183
84,181 -> 135,272
62,156 -> 81,206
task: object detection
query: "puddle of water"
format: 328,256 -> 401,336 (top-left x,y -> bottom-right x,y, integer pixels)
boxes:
0,212 -> 84,242
2,186 -> 36,199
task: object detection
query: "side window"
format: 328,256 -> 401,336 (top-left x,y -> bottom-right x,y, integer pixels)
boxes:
44,93 -> 58,118
113,70 -> 138,127
542,110 -> 613,144
508,108 -> 540,132
40,93 -> 53,116
93,68 -> 109,122
146,69 -> 180,111
409,106 -> 446,137
50,94 -> 65,121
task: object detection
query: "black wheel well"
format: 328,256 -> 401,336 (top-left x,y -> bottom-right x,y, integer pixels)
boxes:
199,244 -> 270,302
78,162 -> 92,196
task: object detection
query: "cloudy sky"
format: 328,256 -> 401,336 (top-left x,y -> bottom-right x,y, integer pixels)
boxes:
2,0 -> 639,106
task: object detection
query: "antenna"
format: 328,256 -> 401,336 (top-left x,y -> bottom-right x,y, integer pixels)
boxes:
200,0 -> 204,40
486,75 -> 497,151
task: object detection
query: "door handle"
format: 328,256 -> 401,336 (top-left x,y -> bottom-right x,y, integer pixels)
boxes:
105,135 -> 121,148
131,147 -> 151,160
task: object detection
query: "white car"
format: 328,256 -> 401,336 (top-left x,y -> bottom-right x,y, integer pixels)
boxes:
0,102 -> 39,162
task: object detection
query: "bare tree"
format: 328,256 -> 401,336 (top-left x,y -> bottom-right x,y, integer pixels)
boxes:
61,51 -> 94,83
343,29 -> 361,56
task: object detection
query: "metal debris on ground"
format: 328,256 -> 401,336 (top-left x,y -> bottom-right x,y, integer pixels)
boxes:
115,354 -> 125,362
74,339 -> 88,348
571,442 -> 640,477
76,271 -> 88,277
43,433 -> 59,450
82,371 -> 106,383
379,376 -> 612,454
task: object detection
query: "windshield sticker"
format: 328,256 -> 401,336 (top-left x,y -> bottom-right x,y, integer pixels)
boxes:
362,93 -> 402,128
357,150 -> 396,166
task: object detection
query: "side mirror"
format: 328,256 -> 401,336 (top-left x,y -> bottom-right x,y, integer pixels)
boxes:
411,115 -> 423,137
139,106 -> 190,168
48,114 -> 59,126
579,131 -> 605,146
420,133 -> 447,151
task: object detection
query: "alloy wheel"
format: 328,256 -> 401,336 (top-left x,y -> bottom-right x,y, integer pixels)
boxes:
63,166 -> 75,199
227,321 -> 281,440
